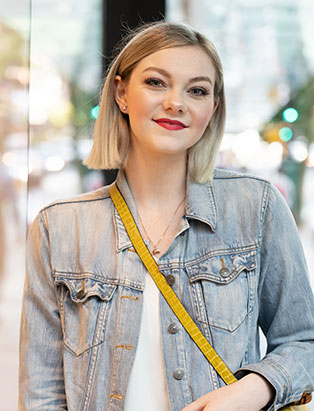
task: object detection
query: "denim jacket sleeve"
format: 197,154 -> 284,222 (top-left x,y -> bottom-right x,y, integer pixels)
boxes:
19,210 -> 67,410
236,183 -> 314,410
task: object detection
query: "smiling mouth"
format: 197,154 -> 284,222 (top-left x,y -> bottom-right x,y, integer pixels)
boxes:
153,118 -> 187,131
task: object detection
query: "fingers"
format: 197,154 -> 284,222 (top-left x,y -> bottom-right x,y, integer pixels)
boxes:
182,394 -> 208,411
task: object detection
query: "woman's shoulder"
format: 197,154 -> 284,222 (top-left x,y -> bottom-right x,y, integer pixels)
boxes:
212,168 -> 287,212
212,167 -> 280,197
38,184 -> 113,216
212,167 -> 273,195
213,167 -> 270,184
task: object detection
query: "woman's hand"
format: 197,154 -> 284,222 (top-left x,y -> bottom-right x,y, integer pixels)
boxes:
181,373 -> 275,411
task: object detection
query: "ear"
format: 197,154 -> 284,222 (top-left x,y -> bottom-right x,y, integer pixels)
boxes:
114,75 -> 128,113
213,96 -> 220,114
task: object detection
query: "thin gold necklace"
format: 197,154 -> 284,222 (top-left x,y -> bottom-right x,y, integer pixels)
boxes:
137,196 -> 186,256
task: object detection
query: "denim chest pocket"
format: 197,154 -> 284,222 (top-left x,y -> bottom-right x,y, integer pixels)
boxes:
54,274 -> 117,356
186,251 -> 256,333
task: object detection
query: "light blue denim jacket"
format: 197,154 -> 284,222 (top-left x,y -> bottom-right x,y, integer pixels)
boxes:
19,168 -> 314,410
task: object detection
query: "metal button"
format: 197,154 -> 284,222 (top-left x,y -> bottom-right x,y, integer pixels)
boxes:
77,289 -> 85,299
168,322 -> 179,334
77,280 -> 86,299
166,274 -> 175,286
219,267 -> 230,278
173,368 -> 185,380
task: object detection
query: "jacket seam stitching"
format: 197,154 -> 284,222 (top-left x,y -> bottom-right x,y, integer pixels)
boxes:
262,358 -> 292,401
159,245 -> 260,270
213,170 -> 270,184
53,271 -> 145,290
41,195 -> 111,212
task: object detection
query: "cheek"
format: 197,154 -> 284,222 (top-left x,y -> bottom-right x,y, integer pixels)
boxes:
128,92 -> 154,121
196,110 -> 214,133
201,99 -> 217,125
128,103 -> 146,128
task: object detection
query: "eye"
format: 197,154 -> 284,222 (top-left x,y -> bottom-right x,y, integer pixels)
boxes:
189,87 -> 210,97
144,77 -> 165,88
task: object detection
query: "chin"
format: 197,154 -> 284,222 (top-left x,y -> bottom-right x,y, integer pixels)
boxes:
151,139 -> 187,153
153,145 -> 188,156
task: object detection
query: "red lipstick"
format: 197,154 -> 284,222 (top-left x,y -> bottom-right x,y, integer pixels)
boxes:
153,118 -> 187,131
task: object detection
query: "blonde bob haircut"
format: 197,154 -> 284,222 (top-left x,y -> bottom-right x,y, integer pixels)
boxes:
84,21 -> 226,183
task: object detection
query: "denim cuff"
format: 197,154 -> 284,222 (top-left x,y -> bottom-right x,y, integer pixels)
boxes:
235,358 -> 292,411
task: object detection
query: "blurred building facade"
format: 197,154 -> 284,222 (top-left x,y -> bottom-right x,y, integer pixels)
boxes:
167,0 -> 314,132
167,0 -> 314,221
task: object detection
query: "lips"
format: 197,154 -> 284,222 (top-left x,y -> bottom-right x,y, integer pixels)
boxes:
153,118 -> 187,131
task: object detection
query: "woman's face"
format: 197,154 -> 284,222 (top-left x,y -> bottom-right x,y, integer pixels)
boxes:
115,45 -> 218,158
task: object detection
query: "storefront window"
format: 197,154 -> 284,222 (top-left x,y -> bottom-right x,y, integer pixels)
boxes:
0,0 -> 102,407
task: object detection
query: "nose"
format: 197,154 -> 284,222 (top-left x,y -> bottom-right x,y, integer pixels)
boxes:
162,89 -> 186,114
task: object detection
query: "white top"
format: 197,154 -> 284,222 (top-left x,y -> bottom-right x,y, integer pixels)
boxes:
124,272 -> 170,410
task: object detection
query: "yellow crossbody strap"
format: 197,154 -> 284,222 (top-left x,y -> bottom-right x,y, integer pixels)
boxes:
109,182 -> 311,409
109,183 -> 237,386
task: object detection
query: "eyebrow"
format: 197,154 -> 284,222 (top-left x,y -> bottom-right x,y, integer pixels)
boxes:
142,66 -> 213,86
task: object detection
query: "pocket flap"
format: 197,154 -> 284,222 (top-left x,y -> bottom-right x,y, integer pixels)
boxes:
55,275 -> 116,303
187,251 -> 256,284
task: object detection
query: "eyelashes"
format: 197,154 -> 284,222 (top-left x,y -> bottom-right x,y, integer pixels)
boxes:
144,78 -> 164,87
144,77 -> 211,97
190,87 -> 210,97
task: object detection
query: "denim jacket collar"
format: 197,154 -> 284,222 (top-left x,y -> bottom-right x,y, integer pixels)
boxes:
185,176 -> 217,232
114,169 -> 217,252
113,170 -> 137,252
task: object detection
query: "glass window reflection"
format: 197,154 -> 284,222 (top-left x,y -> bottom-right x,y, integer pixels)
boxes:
0,0 -> 102,408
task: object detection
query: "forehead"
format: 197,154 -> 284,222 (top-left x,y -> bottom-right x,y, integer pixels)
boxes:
132,45 -> 216,81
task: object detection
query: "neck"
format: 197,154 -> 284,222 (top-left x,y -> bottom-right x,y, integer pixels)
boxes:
124,147 -> 187,210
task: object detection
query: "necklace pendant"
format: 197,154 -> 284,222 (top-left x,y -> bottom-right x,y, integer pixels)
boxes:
152,248 -> 161,256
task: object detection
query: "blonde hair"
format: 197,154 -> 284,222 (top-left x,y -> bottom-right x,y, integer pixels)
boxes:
84,21 -> 226,183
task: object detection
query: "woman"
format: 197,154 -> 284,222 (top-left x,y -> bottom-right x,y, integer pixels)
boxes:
19,22 -> 314,410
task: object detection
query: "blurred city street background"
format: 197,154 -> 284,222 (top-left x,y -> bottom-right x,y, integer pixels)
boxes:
1,0 -> 314,409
